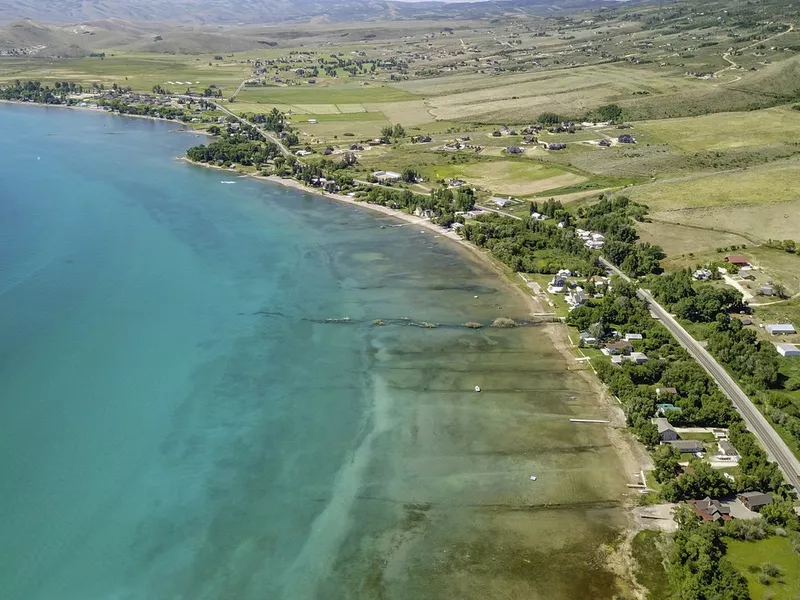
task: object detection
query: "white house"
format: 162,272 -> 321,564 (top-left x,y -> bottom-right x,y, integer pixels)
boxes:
566,289 -> 587,309
625,333 -> 643,341
307,118 -> 318,124
493,197 -> 514,208
776,343 -> 800,357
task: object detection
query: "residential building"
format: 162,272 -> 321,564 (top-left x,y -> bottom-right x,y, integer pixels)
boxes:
624,333 -> 643,341
693,268 -> 712,281
776,343 -> 800,357
493,197 -> 513,208
689,497 -> 732,522
718,440 -> 738,457
628,352 -> 648,364
602,340 -> 632,356
737,492 -> 773,511
656,387 -> 678,396
566,289 -> 587,309
724,255 -> 750,266
654,418 -> 679,442
579,331 -> 598,345
666,440 -> 705,453
373,170 -> 402,183
766,323 -> 797,335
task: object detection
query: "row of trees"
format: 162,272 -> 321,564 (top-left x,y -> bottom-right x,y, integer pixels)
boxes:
0,80 -> 78,103
186,135 -> 281,166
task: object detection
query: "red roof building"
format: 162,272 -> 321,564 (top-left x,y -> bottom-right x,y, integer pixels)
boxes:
725,255 -> 750,265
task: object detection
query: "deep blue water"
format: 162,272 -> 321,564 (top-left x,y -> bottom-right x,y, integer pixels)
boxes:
0,104 -> 627,600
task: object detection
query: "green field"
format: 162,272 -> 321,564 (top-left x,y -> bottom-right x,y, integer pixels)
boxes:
637,107 -> 800,151
0,53 -> 251,93
726,537 -> 800,600
423,160 -> 586,196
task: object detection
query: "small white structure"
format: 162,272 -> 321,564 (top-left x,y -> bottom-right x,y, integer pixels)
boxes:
776,343 -> 800,357
307,118 -> 318,124
693,268 -> 712,281
766,323 -> 797,335
625,333 -> 643,341
295,150 -> 313,157
493,197 -> 514,208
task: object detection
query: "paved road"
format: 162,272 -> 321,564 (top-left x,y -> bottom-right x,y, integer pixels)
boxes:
177,94 -> 292,157
600,257 -> 800,491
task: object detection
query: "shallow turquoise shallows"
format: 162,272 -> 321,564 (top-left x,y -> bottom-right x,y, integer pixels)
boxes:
0,104 -> 627,600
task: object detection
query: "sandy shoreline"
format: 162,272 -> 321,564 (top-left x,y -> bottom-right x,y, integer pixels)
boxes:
183,157 -> 650,482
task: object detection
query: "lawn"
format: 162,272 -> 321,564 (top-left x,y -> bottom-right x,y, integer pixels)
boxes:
632,530 -> 670,600
726,536 -> 800,600
423,160 -> 586,196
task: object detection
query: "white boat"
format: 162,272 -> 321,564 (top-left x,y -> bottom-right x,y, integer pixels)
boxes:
530,476 -> 537,481
474,386 -> 481,392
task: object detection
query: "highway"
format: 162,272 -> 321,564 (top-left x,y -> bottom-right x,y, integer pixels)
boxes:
600,257 -> 800,491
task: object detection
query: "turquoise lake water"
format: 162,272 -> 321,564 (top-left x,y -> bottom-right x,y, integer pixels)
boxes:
0,104 -> 629,600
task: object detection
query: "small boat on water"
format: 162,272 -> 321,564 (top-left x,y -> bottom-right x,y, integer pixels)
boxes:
474,385 -> 481,392
530,476 -> 537,482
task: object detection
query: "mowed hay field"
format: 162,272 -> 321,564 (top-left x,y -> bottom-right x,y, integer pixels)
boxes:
0,53 -> 252,92
424,160 -> 586,196
636,220 -> 752,257
412,64 -> 705,123
236,84 -> 419,106
636,107 -> 800,151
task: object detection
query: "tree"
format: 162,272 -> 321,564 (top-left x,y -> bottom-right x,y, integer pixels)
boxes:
760,501 -> 799,529
653,444 -> 681,483
772,282 -> 788,299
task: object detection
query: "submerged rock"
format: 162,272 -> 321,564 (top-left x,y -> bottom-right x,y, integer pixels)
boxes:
464,322 -> 482,329
491,317 -> 517,328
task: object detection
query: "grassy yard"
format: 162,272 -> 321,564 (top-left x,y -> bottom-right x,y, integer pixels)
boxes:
632,531 -> 671,600
726,536 -> 800,600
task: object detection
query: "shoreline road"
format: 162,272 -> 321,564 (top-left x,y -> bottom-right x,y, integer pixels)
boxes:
600,257 -> 800,492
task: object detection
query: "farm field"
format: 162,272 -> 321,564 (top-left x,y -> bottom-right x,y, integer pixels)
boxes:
422,160 -> 586,196
422,63 -> 706,123
636,220 -> 751,258
726,537 -> 800,600
236,84 -> 419,106
0,53 -> 252,93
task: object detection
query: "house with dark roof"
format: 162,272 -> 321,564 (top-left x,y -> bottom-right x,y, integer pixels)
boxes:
654,418 -> 679,442
689,497 -> 731,522
666,440 -> 705,453
718,440 -> 738,457
602,340 -> 632,356
737,492 -> 773,511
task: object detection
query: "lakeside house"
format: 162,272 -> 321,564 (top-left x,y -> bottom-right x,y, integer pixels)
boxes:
493,197 -> 514,208
776,343 -> 800,357
611,351 -> 648,365
666,440 -> 705,453
602,340 -> 632,356
766,323 -> 797,335
654,418 -> 679,442
566,289 -> 588,309
373,170 -> 402,183
737,492 -> 773,511
689,497 -> 732,522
